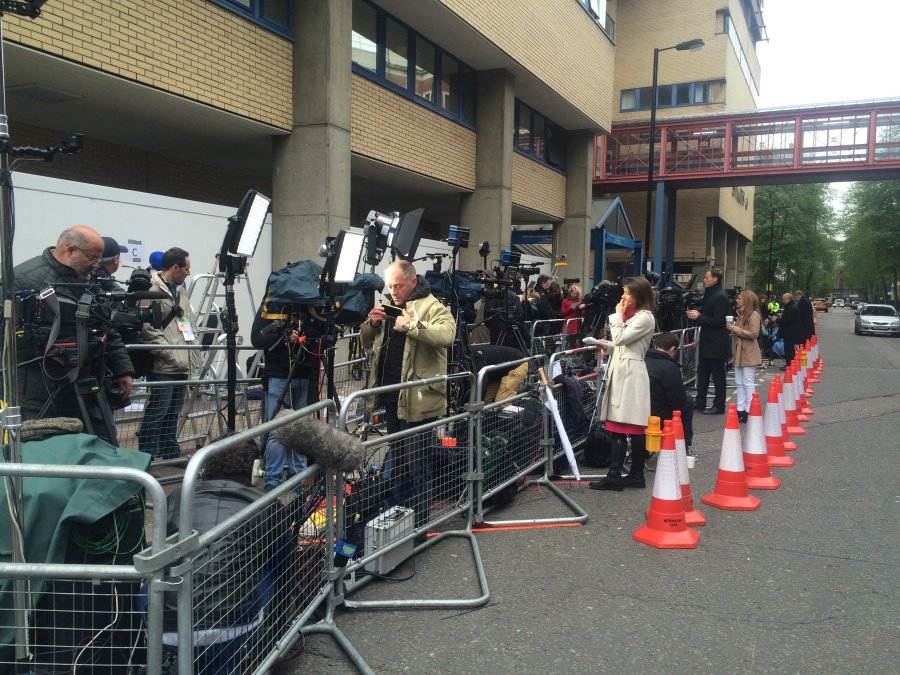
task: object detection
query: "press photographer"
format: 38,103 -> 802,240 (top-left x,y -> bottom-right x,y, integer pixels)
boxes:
11,225 -> 135,443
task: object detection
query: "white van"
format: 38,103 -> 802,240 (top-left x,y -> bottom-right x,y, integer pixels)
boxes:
833,298 -> 845,308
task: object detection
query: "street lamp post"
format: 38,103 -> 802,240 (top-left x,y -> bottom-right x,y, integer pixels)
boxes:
643,38 -> 704,275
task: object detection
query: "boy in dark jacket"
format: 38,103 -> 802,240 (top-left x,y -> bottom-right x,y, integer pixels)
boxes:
645,332 -> 695,454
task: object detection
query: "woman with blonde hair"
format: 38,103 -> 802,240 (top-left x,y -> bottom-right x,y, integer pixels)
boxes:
727,289 -> 762,423
590,276 -> 657,491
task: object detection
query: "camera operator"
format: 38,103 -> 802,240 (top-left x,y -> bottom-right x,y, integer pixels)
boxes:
12,226 -> 135,443
95,236 -> 129,291
137,247 -> 197,459
251,302 -> 311,491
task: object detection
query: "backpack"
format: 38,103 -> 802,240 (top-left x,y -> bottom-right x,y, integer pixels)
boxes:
583,424 -> 612,467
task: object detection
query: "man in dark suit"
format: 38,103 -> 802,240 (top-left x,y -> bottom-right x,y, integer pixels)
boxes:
778,292 -> 803,367
795,290 -> 815,342
686,267 -> 731,414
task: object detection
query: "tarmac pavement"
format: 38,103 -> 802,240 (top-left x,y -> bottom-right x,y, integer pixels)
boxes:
282,308 -> 900,674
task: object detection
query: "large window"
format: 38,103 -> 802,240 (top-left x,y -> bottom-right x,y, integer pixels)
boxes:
351,0 -> 476,126
514,100 -> 566,170
620,81 -> 712,112
212,0 -> 292,37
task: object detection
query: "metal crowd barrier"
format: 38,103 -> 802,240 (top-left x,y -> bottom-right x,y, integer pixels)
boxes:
676,327 -> 700,387
159,401 -> 339,675
0,464 -> 168,674
529,318 -> 566,356
473,355 -> 588,526
330,332 -> 370,403
336,374 -> 490,611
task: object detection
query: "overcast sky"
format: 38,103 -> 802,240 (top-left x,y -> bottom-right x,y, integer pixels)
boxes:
754,1 -> 898,206
756,1 -> 898,108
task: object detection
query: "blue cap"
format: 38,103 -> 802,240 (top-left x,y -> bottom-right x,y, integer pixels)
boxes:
149,251 -> 164,271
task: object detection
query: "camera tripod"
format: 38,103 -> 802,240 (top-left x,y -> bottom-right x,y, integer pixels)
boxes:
37,376 -> 119,446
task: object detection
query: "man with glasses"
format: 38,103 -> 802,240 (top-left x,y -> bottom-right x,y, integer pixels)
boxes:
12,225 -> 135,443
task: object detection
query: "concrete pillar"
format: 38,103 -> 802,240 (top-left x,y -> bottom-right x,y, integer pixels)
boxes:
459,69 -> 514,270
712,219 -> 727,273
725,230 -> 738,287
271,0 -> 352,268
554,130 -> 594,287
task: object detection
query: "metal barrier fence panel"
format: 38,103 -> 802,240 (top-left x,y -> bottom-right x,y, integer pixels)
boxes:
0,464 -> 169,674
678,327 -> 700,387
529,318 -> 566,356
170,402 -> 336,674
474,356 -> 547,505
336,374 -> 490,612
547,347 -> 603,459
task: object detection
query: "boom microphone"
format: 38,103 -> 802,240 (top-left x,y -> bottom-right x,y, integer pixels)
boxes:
273,412 -> 367,472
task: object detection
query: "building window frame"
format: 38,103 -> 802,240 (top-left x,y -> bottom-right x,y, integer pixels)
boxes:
575,0 -> 615,41
351,0 -> 476,128
211,0 -> 293,38
514,99 -> 567,171
620,81 -> 712,112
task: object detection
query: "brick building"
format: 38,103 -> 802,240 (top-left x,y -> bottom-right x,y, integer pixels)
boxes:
3,0 -> 764,285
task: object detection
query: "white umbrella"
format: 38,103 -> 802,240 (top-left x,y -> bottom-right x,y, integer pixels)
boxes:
539,368 -> 580,480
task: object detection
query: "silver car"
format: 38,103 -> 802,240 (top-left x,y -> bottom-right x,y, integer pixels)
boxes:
854,304 -> 900,336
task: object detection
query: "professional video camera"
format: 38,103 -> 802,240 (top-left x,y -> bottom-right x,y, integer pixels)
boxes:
725,286 -> 742,317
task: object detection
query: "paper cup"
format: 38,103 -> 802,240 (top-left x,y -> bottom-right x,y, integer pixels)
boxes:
726,315 -> 734,324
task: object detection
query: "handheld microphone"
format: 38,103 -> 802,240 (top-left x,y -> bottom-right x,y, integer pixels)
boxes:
273,413 -> 367,472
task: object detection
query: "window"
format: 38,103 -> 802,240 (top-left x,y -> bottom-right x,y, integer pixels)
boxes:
577,0 -> 614,38
351,0 -> 476,125
385,19 -> 409,90
351,0 -> 377,72
213,0 -> 291,37
441,54 -> 459,113
514,99 -> 566,170
415,37 -> 435,101
620,81 -> 713,112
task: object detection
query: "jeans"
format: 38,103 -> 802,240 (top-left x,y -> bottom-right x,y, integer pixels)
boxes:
264,377 -> 309,491
734,365 -> 757,413
695,357 -> 727,411
381,399 -> 437,529
139,373 -> 188,459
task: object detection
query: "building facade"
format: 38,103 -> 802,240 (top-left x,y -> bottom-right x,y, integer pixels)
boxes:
4,0 -> 614,283
604,0 -> 765,287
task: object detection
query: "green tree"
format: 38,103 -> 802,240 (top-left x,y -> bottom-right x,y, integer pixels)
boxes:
748,184 -> 836,297
840,180 -> 900,303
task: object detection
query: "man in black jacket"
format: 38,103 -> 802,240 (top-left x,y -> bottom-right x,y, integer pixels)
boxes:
795,290 -> 815,342
777,292 -> 803,367
686,267 -> 731,414
646,332 -> 694,450
12,226 -> 135,442
251,301 -> 315,491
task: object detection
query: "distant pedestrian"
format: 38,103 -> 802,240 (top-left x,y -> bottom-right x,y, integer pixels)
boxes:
777,292 -> 802,367
795,290 -> 815,342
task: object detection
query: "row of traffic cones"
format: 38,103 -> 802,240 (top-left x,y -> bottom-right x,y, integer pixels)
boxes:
632,335 -> 823,549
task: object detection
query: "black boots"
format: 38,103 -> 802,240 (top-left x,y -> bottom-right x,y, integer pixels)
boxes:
621,434 -> 647,488
589,433 -> 628,491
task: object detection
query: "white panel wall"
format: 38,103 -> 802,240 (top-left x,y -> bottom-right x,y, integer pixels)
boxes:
10,174 -> 272,340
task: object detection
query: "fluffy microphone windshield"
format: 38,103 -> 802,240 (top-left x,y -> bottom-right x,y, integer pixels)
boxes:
273,412 -> 367,472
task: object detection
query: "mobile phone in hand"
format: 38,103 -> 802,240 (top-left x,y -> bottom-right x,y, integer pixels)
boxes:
382,304 -> 403,318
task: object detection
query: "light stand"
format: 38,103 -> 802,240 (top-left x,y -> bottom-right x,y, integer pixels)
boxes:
219,189 -> 270,430
0,3 -> 71,667
318,229 -> 365,407
643,37 -> 704,274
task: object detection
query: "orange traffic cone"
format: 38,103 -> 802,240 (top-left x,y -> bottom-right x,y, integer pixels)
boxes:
796,357 -> 814,416
764,380 -> 794,467
793,363 -> 812,423
806,340 -> 820,384
813,335 -> 823,373
775,375 -> 798,451
743,393 -> 781,489
782,367 -> 807,436
633,420 -> 701,549
673,410 -> 705,526
701,405 -> 761,511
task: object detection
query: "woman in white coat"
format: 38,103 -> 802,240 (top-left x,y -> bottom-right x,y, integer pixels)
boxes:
590,276 -> 657,491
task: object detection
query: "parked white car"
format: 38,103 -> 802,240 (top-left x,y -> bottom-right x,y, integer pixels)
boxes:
854,304 -> 900,336
833,298 -> 845,308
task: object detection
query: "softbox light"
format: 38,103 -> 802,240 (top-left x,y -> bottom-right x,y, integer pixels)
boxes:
389,207 -> 424,260
334,230 -> 365,283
